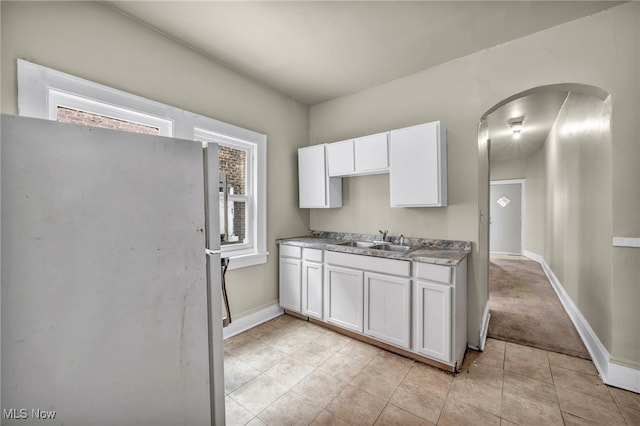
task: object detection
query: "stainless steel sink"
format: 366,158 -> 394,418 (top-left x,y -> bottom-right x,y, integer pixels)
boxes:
337,241 -> 376,248
371,244 -> 413,252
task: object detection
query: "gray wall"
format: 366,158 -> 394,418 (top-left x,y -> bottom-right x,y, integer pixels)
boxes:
309,2 -> 639,368
543,92 -> 613,349
523,149 -> 547,256
490,158 -> 526,181
2,1 -> 638,369
0,1 -> 310,320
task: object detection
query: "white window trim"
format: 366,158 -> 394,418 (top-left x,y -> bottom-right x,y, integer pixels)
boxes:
195,128 -> 257,256
17,59 -> 268,270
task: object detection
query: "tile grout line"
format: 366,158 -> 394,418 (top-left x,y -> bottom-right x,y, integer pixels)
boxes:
435,363 -> 457,425
499,351 -> 505,425
370,355 -> 416,425
546,349 -> 567,425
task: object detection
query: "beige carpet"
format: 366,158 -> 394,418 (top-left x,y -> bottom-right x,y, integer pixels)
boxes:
488,256 -> 590,359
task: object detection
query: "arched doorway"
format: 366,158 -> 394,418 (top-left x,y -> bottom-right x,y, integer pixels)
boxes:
477,84 -> 612,357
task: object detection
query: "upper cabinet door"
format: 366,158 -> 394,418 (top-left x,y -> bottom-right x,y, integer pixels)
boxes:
390,121 -> 447,207
354,132 -> 389,174
298,144 -> 342,208
327,133 -> 389,177
327,139 -> 355,177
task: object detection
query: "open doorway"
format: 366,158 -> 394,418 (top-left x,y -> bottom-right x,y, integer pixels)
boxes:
479,84 -> 612,359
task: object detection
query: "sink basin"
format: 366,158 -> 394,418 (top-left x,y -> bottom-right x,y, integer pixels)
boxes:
371,244 -> 412,252
337,241 -> 376,248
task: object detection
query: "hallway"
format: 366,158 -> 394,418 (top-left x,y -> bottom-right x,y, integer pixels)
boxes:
488,255 -> 589,359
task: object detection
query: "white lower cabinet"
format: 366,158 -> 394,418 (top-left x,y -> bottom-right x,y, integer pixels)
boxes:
301,249 -> 323,319
279,257 -> 301,312
279,243 -> 467,370
324,265 -> 364,333
414,280 -> 452,362
364,272 -> 411,349
324,251 -> 411,340
279,245 -> 302,312
413,260 -> 467,369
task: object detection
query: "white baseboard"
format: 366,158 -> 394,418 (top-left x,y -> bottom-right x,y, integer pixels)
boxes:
223,304 -> 283,340
523,250 -> 640,394
609,362 -> 640,393
479,301 -> 491,351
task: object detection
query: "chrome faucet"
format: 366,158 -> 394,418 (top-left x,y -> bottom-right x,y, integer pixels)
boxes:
399,234 -> 405,246
378,229 -> 388,242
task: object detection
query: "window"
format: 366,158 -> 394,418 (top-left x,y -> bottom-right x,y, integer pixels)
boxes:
218,146 -> 249,245
195,128 -> 262,262
57,106 -> 161,135
18,59 -> 267,269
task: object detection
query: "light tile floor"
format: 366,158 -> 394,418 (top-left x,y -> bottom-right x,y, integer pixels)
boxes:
224,314 -> 640,425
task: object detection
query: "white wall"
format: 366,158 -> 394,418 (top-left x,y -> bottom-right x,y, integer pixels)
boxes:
309,2 -> 639,369
0,1 -> 310,320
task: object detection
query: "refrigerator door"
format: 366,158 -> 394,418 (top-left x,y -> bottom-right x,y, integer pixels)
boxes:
206,252 -> 226,426
1,115 -> 220,425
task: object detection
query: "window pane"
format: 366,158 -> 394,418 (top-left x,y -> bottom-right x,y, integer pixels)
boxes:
56,106 -> 160,135
218,146 -> 246,195
220,200 -> 247,246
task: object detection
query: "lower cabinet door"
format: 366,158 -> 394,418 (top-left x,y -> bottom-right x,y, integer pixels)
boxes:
302,261 -> 323,319
414,280 -> 452,363
279,257 -> 301,312
364,272 -> 411,349
324,265 -> 364,333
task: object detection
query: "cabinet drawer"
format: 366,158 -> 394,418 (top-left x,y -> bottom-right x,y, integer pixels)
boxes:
326,251 -> 410,277
303,248 -> 323,262
415,262 -> 451,284
280,244 -> 302,259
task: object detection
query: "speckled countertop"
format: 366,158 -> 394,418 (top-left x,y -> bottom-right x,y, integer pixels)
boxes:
276,231 -> 471,266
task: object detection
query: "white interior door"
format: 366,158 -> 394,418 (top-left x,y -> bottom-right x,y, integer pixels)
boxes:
490,181 -> 523,255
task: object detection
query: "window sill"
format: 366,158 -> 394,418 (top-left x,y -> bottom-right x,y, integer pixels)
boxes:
223,251 -> 269,270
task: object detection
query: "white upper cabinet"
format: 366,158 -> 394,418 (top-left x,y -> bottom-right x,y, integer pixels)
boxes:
327,132 -> 389,177
354,132 -> 389,174
389,121 -> 447,207
301,121 -> 445,208
298,144 -> 342,208
327,140 -> 355,176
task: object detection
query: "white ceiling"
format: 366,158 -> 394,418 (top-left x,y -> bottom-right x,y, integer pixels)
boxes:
107,1 -> 620,106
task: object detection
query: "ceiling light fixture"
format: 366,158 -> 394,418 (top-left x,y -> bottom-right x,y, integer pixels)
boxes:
508,116 -> 524,140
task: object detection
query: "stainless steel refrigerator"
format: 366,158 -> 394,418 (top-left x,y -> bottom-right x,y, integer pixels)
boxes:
1,114 -> 225,425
